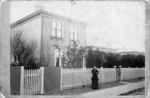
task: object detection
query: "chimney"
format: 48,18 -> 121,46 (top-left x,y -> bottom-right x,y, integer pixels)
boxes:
35,5 -> 45,11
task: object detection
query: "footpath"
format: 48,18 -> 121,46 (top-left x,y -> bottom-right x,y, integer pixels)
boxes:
81,80 -> 145,97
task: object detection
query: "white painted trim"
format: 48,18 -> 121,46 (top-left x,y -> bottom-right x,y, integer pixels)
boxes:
70,24 -> 79,41
51,19 -> 63,38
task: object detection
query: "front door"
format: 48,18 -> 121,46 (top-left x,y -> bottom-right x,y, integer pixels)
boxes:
54,49 -> 64,67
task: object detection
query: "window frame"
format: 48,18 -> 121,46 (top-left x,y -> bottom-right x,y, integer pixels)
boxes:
71,24 -> 79,41
52,20 -> 57,37
51,19 -> 63,39
57,21 -> 63,38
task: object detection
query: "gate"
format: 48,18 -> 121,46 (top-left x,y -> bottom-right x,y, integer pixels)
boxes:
20,67 -> 44,95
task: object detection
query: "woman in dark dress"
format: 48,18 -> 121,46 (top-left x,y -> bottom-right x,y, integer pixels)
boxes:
91,66 -> 99,89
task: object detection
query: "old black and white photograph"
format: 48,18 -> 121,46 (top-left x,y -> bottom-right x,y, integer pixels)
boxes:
1,0 -> 150,98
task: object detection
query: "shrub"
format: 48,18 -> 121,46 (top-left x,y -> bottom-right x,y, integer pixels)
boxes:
61,41 -> 86,68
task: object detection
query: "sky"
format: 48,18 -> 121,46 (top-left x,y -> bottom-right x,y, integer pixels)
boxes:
9,1 -> 145,52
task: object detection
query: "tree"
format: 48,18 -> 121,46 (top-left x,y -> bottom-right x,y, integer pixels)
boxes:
120,54 -> 135,68
61,41 -> 86,68
86,49 -> 96,68
10,30 -> 40,69
104,53 -> 119,68
86,49 -> 107,68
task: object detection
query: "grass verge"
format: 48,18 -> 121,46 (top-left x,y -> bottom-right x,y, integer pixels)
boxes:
119,87 -> 145,96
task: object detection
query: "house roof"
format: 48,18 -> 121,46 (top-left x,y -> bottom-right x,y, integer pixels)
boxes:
86,46 -> 145,55
10,9 -> 88,28
117,51 -> 145,55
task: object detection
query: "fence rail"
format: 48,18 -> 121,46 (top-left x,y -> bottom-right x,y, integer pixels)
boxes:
20,67 -> 44,95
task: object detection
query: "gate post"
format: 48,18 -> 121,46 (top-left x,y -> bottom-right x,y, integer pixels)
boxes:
20,66 -> 24,95
100,66 -> 104,84
40,67 -> 44,94
119,65 -> 122,81
82,56 -> 86,69
114,66 -> 117,81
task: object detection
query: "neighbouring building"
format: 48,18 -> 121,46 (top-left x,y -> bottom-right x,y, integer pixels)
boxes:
11,9 -> 87,67
87,46 -> 145,56
86,46 -> 117,53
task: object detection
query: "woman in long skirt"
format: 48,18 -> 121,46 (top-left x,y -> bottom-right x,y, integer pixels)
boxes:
91,66 -> 99,89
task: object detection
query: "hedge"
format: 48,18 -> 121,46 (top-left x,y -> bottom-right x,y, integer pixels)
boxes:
86,49 -> 145,68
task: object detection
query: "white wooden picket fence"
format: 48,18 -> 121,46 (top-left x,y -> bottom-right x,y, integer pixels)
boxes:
20,66 -> 44,95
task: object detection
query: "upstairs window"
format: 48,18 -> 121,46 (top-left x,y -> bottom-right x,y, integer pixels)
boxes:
52,20 -> 63,38
52,21 -> 57,37
57,22 -> 62,38
71,25 -> 79,41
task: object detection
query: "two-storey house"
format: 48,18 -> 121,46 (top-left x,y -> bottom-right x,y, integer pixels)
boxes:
11,9 -> 87,67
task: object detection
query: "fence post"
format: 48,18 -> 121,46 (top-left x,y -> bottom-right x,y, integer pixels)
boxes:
82,56 -> 86,69
128,67 -> 130,80
40,67 -> 44,94
100,66 -> 104,84
20,66 -> 24,95
83,67 -> 86,84
119,65 -> 122,81
113,66 -> 116,81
